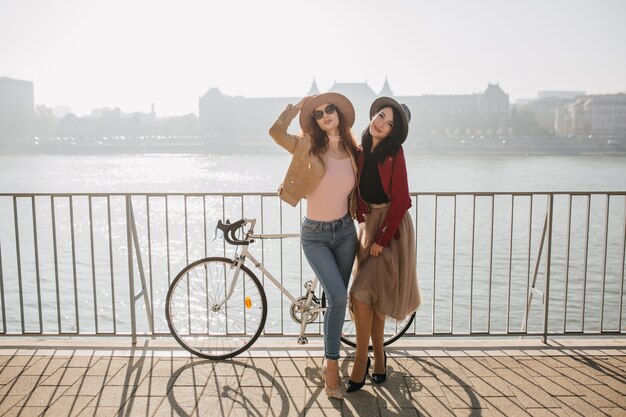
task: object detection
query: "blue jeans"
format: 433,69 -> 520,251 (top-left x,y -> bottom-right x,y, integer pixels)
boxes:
300,212 -> 357,360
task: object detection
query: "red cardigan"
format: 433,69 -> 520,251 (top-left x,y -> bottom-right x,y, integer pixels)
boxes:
356,146 -> 412,247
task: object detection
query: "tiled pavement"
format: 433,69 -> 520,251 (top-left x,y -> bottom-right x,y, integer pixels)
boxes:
0,338 -> 625,416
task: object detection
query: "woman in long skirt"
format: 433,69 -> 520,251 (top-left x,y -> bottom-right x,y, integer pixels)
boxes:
347,97 -> 421,392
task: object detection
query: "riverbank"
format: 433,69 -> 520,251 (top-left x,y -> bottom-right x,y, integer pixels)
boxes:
1,135 -> 625,156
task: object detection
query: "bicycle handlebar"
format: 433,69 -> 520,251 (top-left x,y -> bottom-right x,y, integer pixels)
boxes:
215,219 -> 250,246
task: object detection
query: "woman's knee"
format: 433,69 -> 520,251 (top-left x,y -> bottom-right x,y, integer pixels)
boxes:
328,292 -> 347,309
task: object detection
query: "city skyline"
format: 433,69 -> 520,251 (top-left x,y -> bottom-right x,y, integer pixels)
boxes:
2,0 -> 625,117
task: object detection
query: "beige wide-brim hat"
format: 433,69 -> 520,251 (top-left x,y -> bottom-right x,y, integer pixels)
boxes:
370,96 -> 411,143
299,92 -> 355,134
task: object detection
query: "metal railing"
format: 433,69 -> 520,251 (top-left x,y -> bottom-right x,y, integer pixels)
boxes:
0,192 -> 624,343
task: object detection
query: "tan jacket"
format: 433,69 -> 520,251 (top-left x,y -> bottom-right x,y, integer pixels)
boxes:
268,104 -> 358,218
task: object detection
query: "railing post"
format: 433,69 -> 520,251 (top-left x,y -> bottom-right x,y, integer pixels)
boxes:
126,195 -> 137,345
126,195 -> 154,346
542,194 -> 554,344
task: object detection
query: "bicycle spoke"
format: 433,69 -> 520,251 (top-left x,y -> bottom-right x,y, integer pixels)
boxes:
166,257 -> 267,359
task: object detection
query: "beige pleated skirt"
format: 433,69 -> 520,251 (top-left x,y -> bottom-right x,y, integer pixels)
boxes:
350,204 -> 421,321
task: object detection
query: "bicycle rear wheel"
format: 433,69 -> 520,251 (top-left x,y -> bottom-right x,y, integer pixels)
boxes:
166,257 -> 267,360
321,292 -> 415,348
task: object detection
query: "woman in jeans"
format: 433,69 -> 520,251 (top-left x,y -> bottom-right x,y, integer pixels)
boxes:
269,92 -> 358,400
347,97 -> 421,392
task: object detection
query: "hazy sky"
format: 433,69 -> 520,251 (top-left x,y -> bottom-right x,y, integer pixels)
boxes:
1,0 -> 625,116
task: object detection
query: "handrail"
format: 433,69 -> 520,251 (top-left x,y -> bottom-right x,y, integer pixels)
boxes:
0,191 -> 624,341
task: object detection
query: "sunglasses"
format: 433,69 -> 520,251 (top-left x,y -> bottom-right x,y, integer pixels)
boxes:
311,104 -> 337,120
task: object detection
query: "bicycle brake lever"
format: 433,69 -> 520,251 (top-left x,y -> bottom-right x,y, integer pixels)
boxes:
214,220 -> 227,242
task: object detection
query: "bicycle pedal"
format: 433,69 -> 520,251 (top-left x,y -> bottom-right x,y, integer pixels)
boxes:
297,336 -> 308,345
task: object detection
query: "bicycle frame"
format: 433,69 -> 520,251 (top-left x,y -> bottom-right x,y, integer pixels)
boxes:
216,220 -> 325,322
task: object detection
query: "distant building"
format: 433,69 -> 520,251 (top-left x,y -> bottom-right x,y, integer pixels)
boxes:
556,93 -> 626,136
0,76 -> 35,138
53,105 -> 72,119
57,106 -> 157,137
198,81 -> 510,140
538,91 -> 586,100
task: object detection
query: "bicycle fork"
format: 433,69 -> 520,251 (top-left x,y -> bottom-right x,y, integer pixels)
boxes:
213,256 -> 245,312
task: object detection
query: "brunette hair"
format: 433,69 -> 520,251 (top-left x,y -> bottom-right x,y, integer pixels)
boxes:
361,106 -> 403,161
308,108 -> 358,158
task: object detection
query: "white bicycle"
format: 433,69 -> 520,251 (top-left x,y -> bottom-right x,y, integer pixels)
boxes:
165,218 -> 415,359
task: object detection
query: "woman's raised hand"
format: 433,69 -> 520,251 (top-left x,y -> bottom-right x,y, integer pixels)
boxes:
295,95 -> 316,110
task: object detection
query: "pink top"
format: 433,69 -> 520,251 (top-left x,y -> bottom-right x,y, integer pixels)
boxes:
306,154 -> 355,221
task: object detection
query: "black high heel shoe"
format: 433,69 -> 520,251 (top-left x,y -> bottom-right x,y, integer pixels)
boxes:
346,357 -> 371,393
372,351 -> 387,384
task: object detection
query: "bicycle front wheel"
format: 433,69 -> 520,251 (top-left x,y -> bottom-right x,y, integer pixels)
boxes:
166,257 -> 267,360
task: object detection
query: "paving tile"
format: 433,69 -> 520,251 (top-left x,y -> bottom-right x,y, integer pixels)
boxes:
66,355 -> 100,368
517,359 -> 563,378
41,395 -> 95,417
411,395 -> 456,417
380,406 -> 419,417
151,401 -> 196,417
0,395 -> 29,415
167,385 -> 205,409
89,385 -> 138,408
195,394 -> 237,416
531,376 -> 574,396
402,362 -> 436,378
77,406 -> 124,417
83,358 -> 127,378
601,408 -> 626,417
134,376 -> 175,397
342,396 -> 382,417
201,374 -> 243,397
584,384 -> 626,408
555,396 -> 612,417
452,409 -> 497,417
0,366 -> 23,384
265,389 -> 306,415
117,395 -> 164,417
23,358 -> 69,376
17,385 -> 72,408
466,377 -> 513,397
272,376 -> 309,397
238,366 -> 277,387
66,375 -> 109,396
508,384 -> 561,408
105,363 -> 153,387
228,407 -> 269,417
435,368 -> 472,387
0,375 -> 41,397
273,358 -> 309,377
489,366 -> 535,384
482,396 -> 533,417
303,386 -> 344,408
3,355 -> 41,368
455,358 -> 498,378
596,375 -> 626,394
521,409 -> 571,417
40,367 -> 89,386
441,386 -> 487,409
553,365 -> 605,385
169,365 -> 213,387
406,375 -> 443,388
301,407 -> 344,417
2,405 -> 48,417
